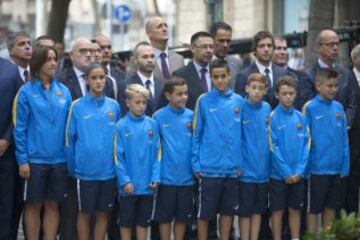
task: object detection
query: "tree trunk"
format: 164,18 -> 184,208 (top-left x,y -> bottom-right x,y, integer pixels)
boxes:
305,0 -> 335,68
46,0 -> 72,43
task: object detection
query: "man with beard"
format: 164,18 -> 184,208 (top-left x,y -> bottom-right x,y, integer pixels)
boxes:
235,31 -> 287,109
126,41 -> 165,116
211,21 -> 242,90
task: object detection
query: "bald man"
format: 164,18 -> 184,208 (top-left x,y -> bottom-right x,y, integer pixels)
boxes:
128,16 -> 184,81
300,29 -> 357,126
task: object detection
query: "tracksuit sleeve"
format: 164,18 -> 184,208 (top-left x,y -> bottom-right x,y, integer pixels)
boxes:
269,118 -> 292,179
151,125 -> 161,183
114,127 -> 132,186
12,90 -> 30,166
191,98 -> 203,174
295,122 -> 310,177
65,103 -> 77,176
342,111 -> 350,176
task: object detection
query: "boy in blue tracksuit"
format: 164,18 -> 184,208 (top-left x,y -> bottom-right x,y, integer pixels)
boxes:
238,73 -> 271,240
303,68 -> 350,232
65,64 -> 120,240
192,59 -> 243,240
153,77 -> 195,240
268,76 -> 310,240
114,84 -> 160,240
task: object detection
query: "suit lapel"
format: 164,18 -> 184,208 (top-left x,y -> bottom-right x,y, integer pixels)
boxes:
69,68 -> 83,99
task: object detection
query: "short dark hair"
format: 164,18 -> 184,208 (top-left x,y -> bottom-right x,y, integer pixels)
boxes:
252,30 -> 275,52
133,41 -> 151,58
275,75 -> 297,93
7,31 -> 30,51
210,21 -> 232,36
190,31 -> 213,45
316,68 -> 338,83
34,35 -> 55,47
209,59 -> 230,75
163,76 -> 187,94
30,45 -> 58,81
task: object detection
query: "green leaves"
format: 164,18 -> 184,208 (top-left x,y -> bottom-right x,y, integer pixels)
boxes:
304,211 -> 360,240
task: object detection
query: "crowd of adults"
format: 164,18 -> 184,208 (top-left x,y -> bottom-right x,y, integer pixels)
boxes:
1,15 -> 360,240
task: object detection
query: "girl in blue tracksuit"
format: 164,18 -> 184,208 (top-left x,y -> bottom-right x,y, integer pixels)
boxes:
114,84 -> 160,240
13,46 -> 72,240
152,77 -> 195,240
65,63 -> 120,240
268,76 -> 310,240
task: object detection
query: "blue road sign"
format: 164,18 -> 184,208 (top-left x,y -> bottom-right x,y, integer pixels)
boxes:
114,4 -> 132,23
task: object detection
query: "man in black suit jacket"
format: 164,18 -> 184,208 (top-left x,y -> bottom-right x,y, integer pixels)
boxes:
60,37 -> 115,101
345,44 -> 360,213
125,41 -> 165,116
235,31 -> 287,109
0,57 -> 22,240
95,34 -> 126,99
299,29 -> 357,126
173,31 -> 214,110
272,36 -> 311,110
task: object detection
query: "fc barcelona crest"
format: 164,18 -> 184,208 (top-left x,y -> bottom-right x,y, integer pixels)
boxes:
234,107 -> 240,114
148,130 -> 154,137
186,122 -> 192,130
56,91 -> 62,97
297,122 -> 302,129
265,117 -> 270,125
107,111 -> 115,119
336,112 -> 340,120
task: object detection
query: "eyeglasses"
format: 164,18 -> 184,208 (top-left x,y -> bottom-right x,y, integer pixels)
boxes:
319,42 -> 340,48
194,44 -> 214,50
78,48 -> 92,55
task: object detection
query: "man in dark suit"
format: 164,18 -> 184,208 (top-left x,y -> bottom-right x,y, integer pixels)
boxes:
60,37 -> 114,100
300,29 -> 357,126
235,31 -> 287,109
272,36 -> 310,110
95,34 -> 126,99
345,44 -> 360,213
127,16 -> 184,81
173,31 -> 214,110
0,57 -> 22,240
126,41 -> 165,116
7,31 -> 33,240
210,21 -> 242,90
7,31 -> 32,84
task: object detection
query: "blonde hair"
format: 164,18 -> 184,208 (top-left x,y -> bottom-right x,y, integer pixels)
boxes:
125,84 -> 150,100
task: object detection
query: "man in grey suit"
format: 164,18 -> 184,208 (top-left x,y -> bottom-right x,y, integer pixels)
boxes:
128,16 -> 184,81
235,30 -> 287,109
210,21 -> 242,90
126,41 -> 165,116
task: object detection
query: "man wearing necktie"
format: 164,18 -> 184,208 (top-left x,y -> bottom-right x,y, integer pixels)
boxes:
300,29 -> 356,126
235,30 -> 287,109
125,41 -> 165,117
7,31 -> 32,85
6,31 -> 32,240
173,31 -> 214,110
127,16 -> 184,81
